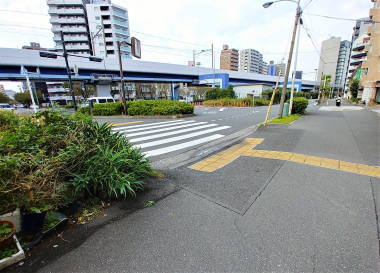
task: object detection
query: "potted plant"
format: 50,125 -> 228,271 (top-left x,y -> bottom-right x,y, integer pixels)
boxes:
0,220 -> 15,249
21,204 -> 53,235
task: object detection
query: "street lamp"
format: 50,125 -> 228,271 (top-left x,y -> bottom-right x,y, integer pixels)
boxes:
263,0 -> 302,118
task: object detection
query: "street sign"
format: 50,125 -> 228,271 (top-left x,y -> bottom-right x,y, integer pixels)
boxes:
131,37 -> 141,59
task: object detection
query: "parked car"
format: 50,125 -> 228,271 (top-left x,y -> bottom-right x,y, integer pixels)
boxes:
87,97 -> 116,104
0,103 -> 14,111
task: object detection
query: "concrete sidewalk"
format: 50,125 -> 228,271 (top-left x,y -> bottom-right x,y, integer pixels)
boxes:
21,107 -> 380,273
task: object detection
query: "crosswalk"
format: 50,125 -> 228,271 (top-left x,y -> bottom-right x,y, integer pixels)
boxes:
112,120 -> 231,158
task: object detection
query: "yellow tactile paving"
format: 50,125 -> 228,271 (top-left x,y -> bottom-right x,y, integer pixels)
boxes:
189,138 -> 380,178
111,121 -> 143,127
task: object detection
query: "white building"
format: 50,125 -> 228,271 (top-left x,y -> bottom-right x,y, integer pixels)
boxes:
86,0 -> 131,58
239,49 -> 267,75
233,83 -> 273,98
47,0 -> 93,55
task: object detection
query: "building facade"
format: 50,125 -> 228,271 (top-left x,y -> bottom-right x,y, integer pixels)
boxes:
47,0 -> 93,55
22,42 -> 49,51
267,60 -> 277,76
86,0 -> 131,58
317,37 -> 341,87
335,40 -> 351,89
239,49 -> 267,74
361,0 -> 380,104
275,62 -> 286,77
352,17 -> 372,41
47,0 -> 131,58
220,45 -> 239,71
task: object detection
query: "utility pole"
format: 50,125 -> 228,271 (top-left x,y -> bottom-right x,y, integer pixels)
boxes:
313,68 -> 318,92
212,43 -> 216,87
289,16 -> 302,115
278,0 -> 301,118
117,41 -> 128,115
61,31 -> 77,111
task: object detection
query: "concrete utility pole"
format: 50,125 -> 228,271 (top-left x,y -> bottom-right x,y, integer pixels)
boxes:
277,0 -> 302,118
117,41 -> 128,115
289,16 -> 302,115
25,73 -> 38,113
61,31 -> 77,111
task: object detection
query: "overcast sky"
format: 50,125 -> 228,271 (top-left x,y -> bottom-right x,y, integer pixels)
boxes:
0,0 -> 372,90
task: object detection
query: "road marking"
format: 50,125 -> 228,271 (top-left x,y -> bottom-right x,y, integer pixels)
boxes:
125,122 -> 208,137
111,121 -> 143,127
115,120 -> 195,132
129,124 -> 219,143
112,120 -> 181,130
136,126 -> 230,148
144,134 -> 224,157
189,138 -> 380,178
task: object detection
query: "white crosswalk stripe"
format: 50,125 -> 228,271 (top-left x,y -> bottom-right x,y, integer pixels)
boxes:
112,120 -> 231,158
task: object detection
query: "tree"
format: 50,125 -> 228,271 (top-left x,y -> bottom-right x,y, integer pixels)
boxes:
14,90 -> 43,106
349,79 -> 360,99
205,85 -> 236,100
0,92 -> 10,103
62,82 -> 95,99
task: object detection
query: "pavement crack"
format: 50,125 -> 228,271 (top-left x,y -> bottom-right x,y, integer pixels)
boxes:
370,178 -> 380,259
241,160 -> 285,216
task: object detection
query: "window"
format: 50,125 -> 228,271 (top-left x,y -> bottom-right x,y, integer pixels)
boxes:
95,16 -> 100,20
99,42 -> 104,46
98,99 -> 107,103
107,99 -> 114,102
106,41 -> 113,46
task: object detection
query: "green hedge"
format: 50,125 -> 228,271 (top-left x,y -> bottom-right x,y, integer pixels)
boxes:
291,97 -> 308,114
203,98 -> 270,107
128,100 -> 193,116
254,98 -> 270,106
79,100 -> 194,116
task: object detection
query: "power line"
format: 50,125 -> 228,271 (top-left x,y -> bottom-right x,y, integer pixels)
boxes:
301,23 -> 327,65
307,13 -> 377,23
0,23 -> 50,30
302,0 -> 316,10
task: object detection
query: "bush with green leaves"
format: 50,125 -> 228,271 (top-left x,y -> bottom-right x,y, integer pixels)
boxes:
205,85 -> 236,100
291,97 -> 308,114
0,110 -> 152,215
254,98 -> 270,106
127,100 -> 193,116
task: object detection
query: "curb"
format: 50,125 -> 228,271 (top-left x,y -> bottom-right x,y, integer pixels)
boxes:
95,114 -> 196,120
151,124 -> 259,170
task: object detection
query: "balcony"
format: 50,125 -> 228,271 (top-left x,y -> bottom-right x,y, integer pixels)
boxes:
50,17 -> 85,24
47,0 -> 84,5
56,43 -> 89,50
54,26 -> 87,33
351,52 -> 367,59
353,45 -> 365,51
54,34 -> 88,42
113,18 -> 128,28
48,7 -> 84,15
112,10 -> 128,19
114,28 -> 129,36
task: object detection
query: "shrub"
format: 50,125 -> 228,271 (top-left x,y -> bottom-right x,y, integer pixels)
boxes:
127,100 -> 193,116
0,110 -> 152,214
205,85 -> 236,100
79,102 -> 124,116
64,104 -> 74,109
291,97 -> 308,114
254,98 -> 270,106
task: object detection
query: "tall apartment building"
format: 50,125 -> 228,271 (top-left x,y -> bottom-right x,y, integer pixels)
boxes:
47,0 -> 93,55
220,45 -> 239,71
0,84 -> 4,94
361,0 -> 380,104
47,0 -> 131,58
335,40 -> 351,89
317,37 -> 350,90
275,62 -> 286,77
239,49 -> 267,74
267,60 -> 277,76
86,0 -> 131,58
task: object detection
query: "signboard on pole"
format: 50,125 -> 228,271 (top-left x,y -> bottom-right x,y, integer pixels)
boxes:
131,37 -> 141,59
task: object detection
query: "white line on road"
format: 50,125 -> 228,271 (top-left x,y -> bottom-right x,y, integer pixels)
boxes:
116,120 -> 195,133
129,124 -> 219,142
136,126 -> 230,148
144,134 -> 224,157
112,120 -> 182,131
125,122 -> 208,137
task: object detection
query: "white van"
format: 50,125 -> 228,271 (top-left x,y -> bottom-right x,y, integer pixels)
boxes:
87,97 -> 116,104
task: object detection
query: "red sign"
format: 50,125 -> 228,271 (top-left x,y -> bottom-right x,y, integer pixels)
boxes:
131,37 -> 141,59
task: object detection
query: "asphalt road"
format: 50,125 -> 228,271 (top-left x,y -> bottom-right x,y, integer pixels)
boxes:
99,105 -> 281,162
